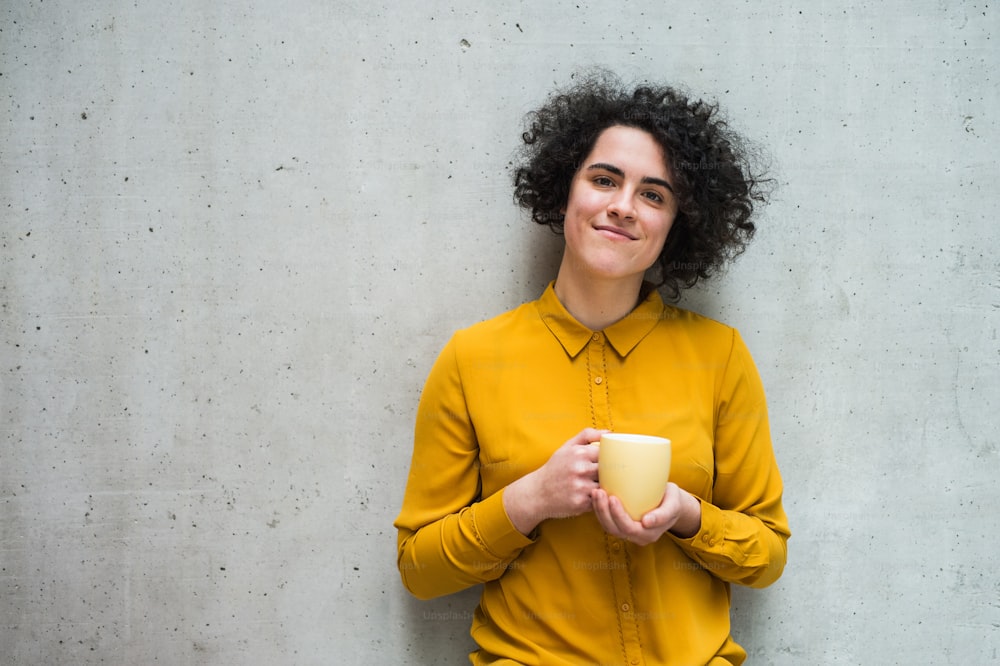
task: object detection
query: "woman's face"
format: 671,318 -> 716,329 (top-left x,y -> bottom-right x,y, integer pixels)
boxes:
560,125 -> 678,285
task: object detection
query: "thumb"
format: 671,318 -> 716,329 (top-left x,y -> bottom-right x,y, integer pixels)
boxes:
575,428 -> 609,445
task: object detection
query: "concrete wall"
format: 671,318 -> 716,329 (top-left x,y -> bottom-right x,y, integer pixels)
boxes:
2,1 -> 997,663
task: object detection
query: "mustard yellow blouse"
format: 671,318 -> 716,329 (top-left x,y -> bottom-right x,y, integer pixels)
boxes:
395,283 -> 790,665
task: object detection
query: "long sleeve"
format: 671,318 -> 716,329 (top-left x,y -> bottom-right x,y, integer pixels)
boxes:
672,329 -> 790,588
394,335 -> 534,600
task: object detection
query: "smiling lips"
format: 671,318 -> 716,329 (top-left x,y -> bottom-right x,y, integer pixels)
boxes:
594,224 -> 638,241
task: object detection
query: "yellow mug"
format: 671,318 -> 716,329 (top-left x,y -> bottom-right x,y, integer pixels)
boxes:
598,433 -> 672,520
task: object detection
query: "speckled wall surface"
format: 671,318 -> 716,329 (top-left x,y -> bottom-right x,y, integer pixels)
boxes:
2,1 -> 997,664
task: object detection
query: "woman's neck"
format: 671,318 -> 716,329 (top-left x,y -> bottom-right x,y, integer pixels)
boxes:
553,264 -> 645,331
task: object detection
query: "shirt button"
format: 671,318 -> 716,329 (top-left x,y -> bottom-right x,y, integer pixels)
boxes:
594,376 -> 603,384
611,541 -> 622,552
592,332 -> 601,341
621,603 -> 630,613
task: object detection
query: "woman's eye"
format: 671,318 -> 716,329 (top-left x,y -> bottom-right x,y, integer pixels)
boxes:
643,191 -> 664,203
594,176 -> 614,187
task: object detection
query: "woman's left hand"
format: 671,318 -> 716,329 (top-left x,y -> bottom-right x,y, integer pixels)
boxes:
591,483 -> 702,546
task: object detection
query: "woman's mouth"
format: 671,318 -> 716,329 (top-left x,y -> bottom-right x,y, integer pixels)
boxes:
594,225 -> 637,241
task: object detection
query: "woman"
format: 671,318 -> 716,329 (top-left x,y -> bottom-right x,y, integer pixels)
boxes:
394,73 -> 790,665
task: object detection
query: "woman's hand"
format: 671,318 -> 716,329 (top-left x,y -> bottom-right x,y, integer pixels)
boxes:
503,428 -> 604,535
591,482 -> 702,546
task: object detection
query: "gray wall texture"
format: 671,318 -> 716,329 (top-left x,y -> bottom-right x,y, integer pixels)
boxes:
2,1 -> 998,663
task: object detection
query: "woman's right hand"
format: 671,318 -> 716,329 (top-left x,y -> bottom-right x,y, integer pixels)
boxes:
502,428 -> 604,535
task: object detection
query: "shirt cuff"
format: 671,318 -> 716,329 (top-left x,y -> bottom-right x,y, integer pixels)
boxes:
473,489 -> 536,559
677,498 -> 726,551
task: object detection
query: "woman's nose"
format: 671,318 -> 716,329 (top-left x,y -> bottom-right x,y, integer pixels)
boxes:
607,189 -> 636,220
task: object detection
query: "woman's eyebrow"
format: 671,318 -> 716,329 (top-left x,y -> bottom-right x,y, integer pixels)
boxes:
586,162 -> 674,192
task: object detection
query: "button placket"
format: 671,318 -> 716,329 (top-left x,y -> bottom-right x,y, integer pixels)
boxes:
593,333 -> 638,658
586,332 -> 612,430
605,535 -> 641,664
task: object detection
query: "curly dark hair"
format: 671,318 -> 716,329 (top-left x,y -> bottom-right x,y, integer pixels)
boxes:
513,72 -> 770,300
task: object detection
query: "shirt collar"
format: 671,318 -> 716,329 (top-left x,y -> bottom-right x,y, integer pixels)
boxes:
536,281 -> 666,358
